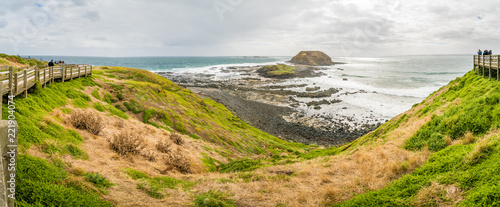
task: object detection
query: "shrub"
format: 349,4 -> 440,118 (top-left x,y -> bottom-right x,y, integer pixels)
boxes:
93,102 -> 105,112
108,131 -> 146,156
85,172 -> 114,188
166,149 -> 191,174
117,93 -> 124,101
218,159 -> 262,173
156,138 -> 172,153
123,99 -> 143,114
115,104 -> 127,112
70,109 -> 105,135
91,89 -> 100,100
142,150 -> 158,162
194,190 -> 235,207
103,93 -> 117,104
170,132 -> 184,145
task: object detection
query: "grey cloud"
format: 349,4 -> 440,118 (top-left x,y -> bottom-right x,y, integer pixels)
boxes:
0,20 -> 7,28
83,11 -> 100,22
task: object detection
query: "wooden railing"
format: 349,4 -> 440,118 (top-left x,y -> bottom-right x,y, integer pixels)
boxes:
474,55 -> 499,81
0,63 -> 91,207
0,64 -> 92,98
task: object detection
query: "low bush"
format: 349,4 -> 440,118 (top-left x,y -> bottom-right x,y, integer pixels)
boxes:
166,149 -> 191,174
85,172 -> 114,188
70,109 -> 105,135
108,131 -> 146,156
142,150 -> 158,162
171,132 -> 184,145
156,138 -> 172,153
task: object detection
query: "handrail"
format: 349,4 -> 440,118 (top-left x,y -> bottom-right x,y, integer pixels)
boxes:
0,64 -> 93,98
473,55 -> 499,81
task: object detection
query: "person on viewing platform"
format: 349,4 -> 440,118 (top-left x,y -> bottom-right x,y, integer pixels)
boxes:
478,49 -> 482,55
484,50 -> 490,55
48,60 -> 54,67
489,50 -> 492,55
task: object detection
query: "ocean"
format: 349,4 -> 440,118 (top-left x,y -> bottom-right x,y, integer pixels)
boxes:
30,55 -> 472,121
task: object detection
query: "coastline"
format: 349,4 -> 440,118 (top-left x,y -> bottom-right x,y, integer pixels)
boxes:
159,64 -> 382,146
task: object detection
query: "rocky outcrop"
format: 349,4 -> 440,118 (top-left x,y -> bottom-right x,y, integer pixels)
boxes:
290,51 -> 334,66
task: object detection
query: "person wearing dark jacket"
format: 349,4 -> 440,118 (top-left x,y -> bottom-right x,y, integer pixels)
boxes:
484,50 -> 490,55
489,50 -> 492,55
48,60 -> 54,67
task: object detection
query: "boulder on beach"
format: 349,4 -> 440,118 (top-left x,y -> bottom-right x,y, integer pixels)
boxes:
290,51 -> 334,66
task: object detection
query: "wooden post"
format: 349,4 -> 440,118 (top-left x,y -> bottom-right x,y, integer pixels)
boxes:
62,66 -> 65,83
78,66 -> 81,77
0,120 -> 18,207
482,55 -> 485,78
70,66 -> 73,80
90,65 -> 92,75
84,66 -> 87,77
23,70 -> 27,98
50,67 -> 53,84
35,66 -> 39,84
489,55 -> 492,81
43,68 -> 46,88
8,67 -> 12,96
13,73 -> 18,95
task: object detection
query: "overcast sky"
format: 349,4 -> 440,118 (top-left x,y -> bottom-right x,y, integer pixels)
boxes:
0,0 -> 499,57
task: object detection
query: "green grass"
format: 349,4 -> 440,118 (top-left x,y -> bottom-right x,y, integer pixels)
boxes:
194,190 -> 235,207
17,155 -> 112,207
85,172 -> 115,189
0,53 -> 46,66
337,71 -> 500,206
103,93 -> 117,104
93,102 -> 106,112
405,72 -> 500,151
105,104 -> 129,119
123,99 -> 143,114
257,64 -> 297,77
123,168 -> 194,199
218,158 -> 262,173
91,89 -> 101,100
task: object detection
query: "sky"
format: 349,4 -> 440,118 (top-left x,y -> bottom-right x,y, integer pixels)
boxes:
0,0 -> 499,57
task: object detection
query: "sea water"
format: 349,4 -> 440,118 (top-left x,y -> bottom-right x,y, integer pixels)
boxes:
30,55 -> 472,121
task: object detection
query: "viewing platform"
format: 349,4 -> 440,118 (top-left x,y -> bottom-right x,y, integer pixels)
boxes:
474,55 -> 499,81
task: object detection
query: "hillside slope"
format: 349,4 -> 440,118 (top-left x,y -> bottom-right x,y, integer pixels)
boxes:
11,63 -> 500,206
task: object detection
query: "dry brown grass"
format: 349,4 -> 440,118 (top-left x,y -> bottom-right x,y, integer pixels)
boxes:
142,150 -> 158,162
70,109 -> 105,135
166,148 -> 191,174
108,130 -> 146,156
155,138 -> 172,153
170,132 -> 184,145
463,131 -> 475,144
415,181 -> 463,206
115,118 -> 125,128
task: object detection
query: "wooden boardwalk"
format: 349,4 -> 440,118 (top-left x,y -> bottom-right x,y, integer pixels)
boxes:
474,55 -> 500,81
0,64 -> 92,98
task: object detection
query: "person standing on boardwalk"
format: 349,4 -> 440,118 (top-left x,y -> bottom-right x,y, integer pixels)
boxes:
478,49 -> 482,55
489,50 -> 492,55
48,60 -> 54,67
484,50 -> 489,55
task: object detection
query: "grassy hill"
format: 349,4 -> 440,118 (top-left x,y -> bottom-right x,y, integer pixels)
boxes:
9,60 -> 500,206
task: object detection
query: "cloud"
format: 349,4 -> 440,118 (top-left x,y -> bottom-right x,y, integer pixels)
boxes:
0,0 -> 500,56
83,11 -> 100,22
0,20 -> 7,28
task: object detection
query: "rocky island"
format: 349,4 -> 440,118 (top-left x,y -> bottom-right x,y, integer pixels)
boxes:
290,51 -> 335,66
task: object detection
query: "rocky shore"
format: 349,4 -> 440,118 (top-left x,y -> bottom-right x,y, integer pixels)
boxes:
158,64 -> 383,146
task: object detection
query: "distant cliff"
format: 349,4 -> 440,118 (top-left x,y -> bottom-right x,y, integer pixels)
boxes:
290,51 -> 334,66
